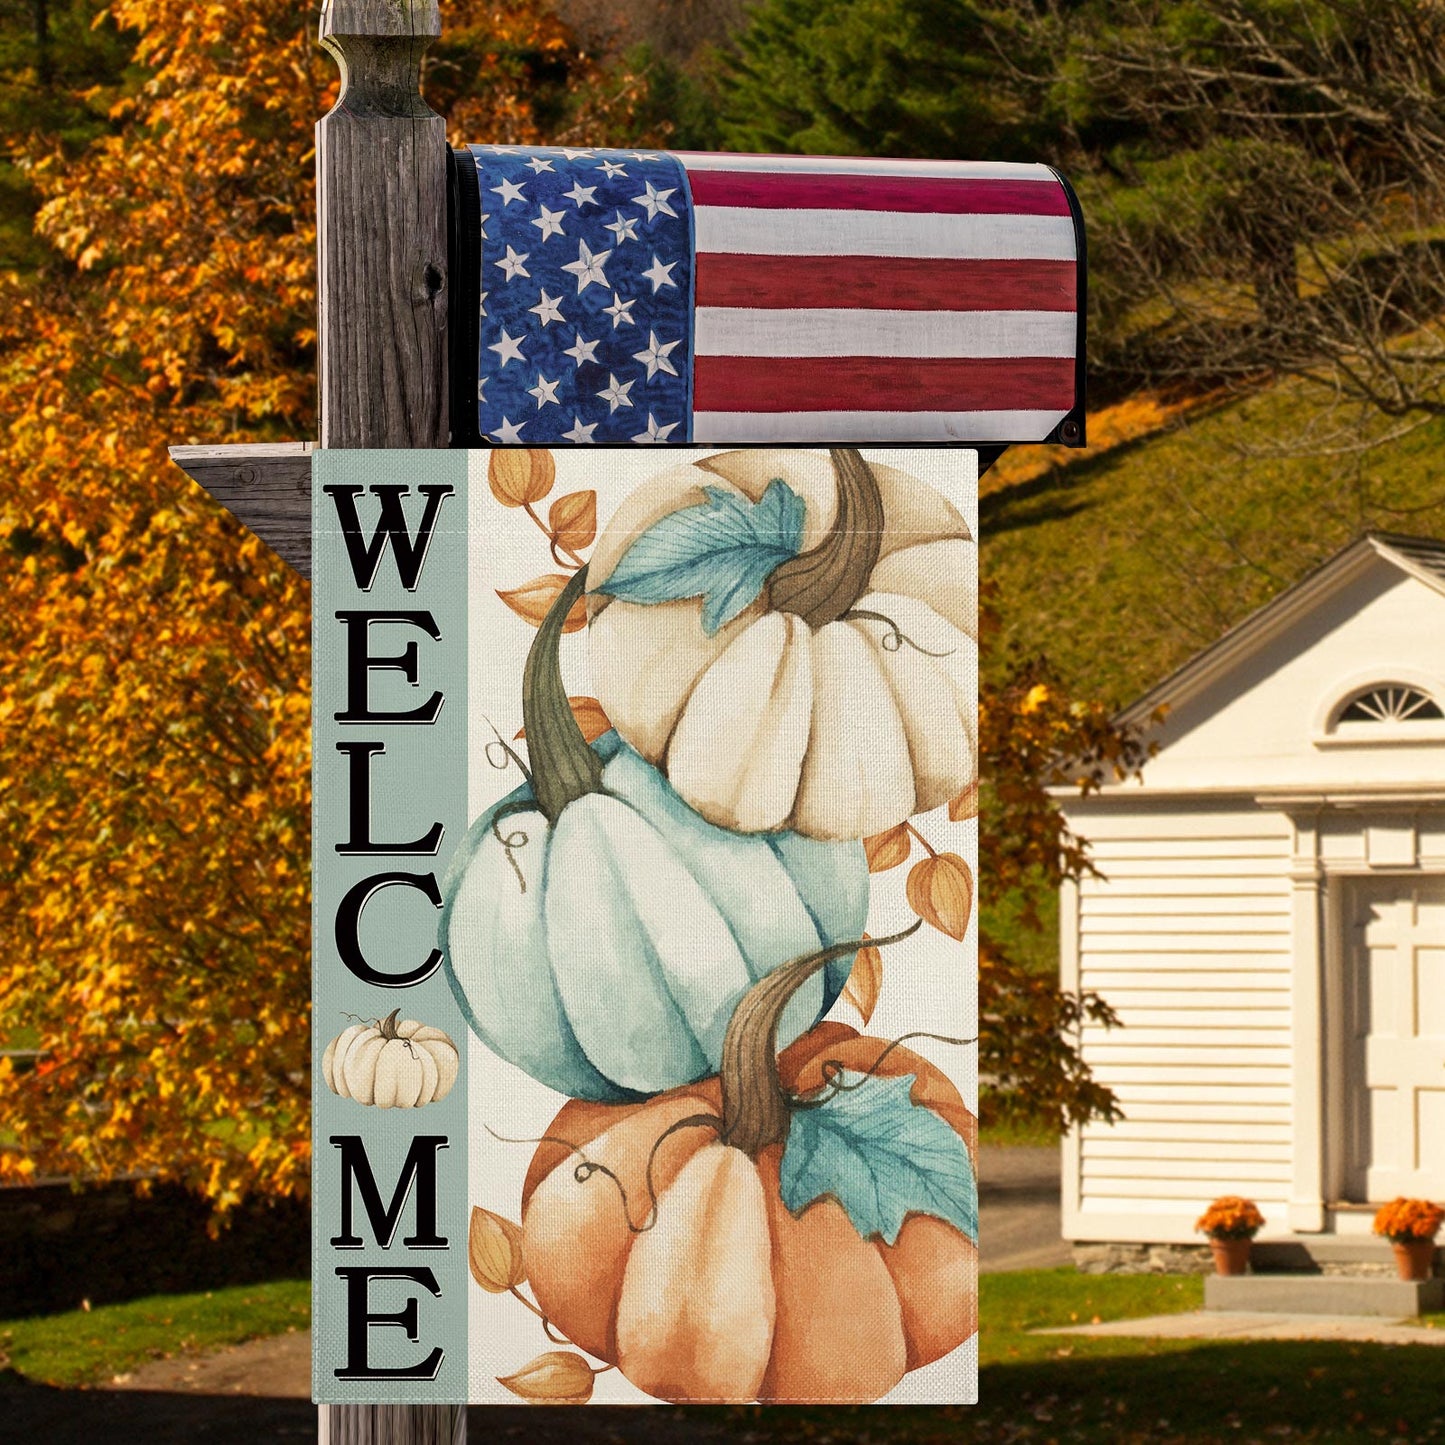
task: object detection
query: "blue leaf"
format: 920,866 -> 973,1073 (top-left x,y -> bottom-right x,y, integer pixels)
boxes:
780,1069 -> 978,1247
593,479 -> 805,635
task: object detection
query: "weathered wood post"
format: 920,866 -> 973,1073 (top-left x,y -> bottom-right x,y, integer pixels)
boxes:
315,2 -> 456,1441
317,0 -> 449,449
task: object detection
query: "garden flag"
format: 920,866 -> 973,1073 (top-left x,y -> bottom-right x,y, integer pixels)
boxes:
451,145 -> 1084,447
312,445 -> 980,1405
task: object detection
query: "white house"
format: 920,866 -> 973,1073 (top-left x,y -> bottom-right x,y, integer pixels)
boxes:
1059,533 -> 1445,1257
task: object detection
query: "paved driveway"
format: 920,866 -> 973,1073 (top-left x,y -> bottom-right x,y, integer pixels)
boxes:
978,1144 -> 1070,1273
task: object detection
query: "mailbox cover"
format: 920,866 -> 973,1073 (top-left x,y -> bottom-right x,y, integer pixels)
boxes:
449,146 -> 1084,449
313,445 -> 980,1405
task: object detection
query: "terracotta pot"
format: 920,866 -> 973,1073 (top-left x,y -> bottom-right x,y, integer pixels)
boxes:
1209,1237 -> 1252,1276
1392,1238 -> 1437,1282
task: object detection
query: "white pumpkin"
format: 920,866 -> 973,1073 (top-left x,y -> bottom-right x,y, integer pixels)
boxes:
322,1009 -> 460,1109
587,447 -> 977,841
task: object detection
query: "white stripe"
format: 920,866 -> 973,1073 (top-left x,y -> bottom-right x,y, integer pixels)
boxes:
693,206 -> 1077,260
691,409 -> 1071,444
676,152 -> 1059,182
695,308 -> 1077,359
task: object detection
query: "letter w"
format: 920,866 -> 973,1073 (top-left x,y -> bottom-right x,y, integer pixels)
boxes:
322,484 -> 454,592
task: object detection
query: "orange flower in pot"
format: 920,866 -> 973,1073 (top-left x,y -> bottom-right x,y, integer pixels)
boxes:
1373,1198 -> 1443,1281
1196,1196 -> 1265,1276
518,924 -> 979,1404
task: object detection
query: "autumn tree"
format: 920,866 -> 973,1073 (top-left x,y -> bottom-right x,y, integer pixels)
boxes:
971,583 -> 1153,1130
0,0 -> 632,1206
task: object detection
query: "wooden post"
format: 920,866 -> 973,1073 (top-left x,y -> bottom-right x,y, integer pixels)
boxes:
317,0 -> 449,450
314,2 -> 459,1438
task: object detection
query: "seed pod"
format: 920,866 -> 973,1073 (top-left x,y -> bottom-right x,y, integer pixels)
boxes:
497,1350 -> 596,1404
864,824 -> 911,872
497,574 -> 587,631
490,449 -> 556,508
907,853 -> 974,941
841,936 -> 882,1024
549,490 -> 597,551
469,1206 -> 525,1293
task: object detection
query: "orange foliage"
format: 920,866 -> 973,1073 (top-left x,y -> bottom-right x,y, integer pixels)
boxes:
981,391 -> 1217,498
0,0 -> 629,1205
1196,1196 -> 1266,1241
1373,1198 -> 1444,1243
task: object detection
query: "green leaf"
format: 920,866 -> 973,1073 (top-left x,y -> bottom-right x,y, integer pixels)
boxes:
592,479 -> 805,635
780,1069 -> 977,1247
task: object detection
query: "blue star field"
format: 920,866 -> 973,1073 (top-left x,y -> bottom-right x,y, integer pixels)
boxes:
470,144 -> 694,445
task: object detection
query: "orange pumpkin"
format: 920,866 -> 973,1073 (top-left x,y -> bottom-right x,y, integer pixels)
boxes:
520,1019 -> 978,1404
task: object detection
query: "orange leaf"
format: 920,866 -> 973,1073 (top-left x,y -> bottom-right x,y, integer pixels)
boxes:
497,1350 -> 596,1404
948,782 -> 979,822
841,936 -> 882,1024
548,489 -> 597,552
469,1205 -> 525,1293
516,696 -> 611,744
864,824 -> 911,872
907,852 -> 974,941
497,574 -> 586,632
489,449 -> 555,508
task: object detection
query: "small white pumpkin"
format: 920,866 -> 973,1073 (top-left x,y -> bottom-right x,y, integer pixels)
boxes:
322,1009 -> 460,1109
587,447 -> 977,841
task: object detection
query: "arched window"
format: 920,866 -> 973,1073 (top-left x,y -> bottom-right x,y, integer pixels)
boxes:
1336,684 -> 1443,725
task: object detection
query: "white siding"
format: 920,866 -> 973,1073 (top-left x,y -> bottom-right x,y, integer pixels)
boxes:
1068,813 -> 1293,1239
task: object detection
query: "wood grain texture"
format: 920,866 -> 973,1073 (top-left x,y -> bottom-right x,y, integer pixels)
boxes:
321,0 -> 441,40
168,443 -> 314,575
317,0 -> 448,448
322,1403 -> 465,1444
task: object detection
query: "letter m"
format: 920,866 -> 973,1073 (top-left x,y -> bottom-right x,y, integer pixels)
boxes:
330,1135 -> 449,1249
322,484 -> 453,591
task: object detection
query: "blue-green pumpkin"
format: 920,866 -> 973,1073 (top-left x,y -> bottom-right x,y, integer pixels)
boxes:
440,568 -> 869,1103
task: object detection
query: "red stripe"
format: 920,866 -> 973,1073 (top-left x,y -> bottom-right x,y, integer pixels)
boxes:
693,356 -> 1077,413
687,170 -> 1072,216
694,254 -> 1077,312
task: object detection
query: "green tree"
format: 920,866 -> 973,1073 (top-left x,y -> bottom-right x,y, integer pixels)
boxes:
713,0 -> 1041,159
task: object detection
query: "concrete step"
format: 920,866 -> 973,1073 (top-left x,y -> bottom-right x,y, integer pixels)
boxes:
1206,1274 -> 1444,1317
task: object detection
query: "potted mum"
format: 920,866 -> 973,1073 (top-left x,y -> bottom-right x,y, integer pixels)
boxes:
1196,1196 -> 1265,1275
1372,1198 -> 1443,1281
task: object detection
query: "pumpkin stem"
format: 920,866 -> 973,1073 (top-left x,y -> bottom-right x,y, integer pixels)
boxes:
719,919 -> 922,1156
380,1007 -> 401,1040
765,447 -> 885,628
522,565 -> 603,823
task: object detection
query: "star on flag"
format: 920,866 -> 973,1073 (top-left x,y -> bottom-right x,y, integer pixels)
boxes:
631,181 -> 677,220
529,290 -> 566,327
491,177 -> 526,207
528,374 -> 562,408
597,373 -> 635,412
632,413 -> 678,443
561,240 -> 610,293
496,246 -> 530,281
603,292 -> 636,329
633,330 -> 680,379
530,205 -> 567,242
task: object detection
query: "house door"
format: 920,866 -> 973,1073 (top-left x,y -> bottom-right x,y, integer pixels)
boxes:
1342,877 -> 1445,1200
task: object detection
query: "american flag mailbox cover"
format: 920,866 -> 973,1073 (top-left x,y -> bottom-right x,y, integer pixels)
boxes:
312,445 -> 980,1405
448,146 -> 1085,448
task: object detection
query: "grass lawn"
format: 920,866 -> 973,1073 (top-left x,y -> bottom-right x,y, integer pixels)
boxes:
5,1269 -> 1441,1441
715,1271 -> 1443,1443
0,1278 -> 308,1387
985,382 -> 1445,709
